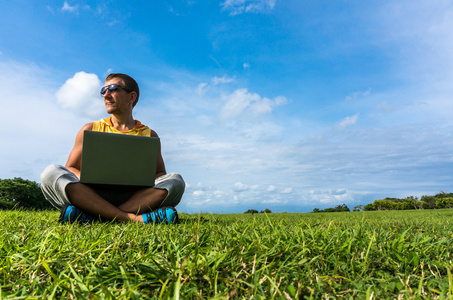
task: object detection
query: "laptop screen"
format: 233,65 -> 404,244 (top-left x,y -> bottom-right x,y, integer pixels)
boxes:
80,131 -> 159,187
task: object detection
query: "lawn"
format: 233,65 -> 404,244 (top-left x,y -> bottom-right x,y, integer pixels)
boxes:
1,209 -> 453,299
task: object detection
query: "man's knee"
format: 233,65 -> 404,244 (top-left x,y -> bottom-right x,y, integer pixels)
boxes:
40,164 -> 61,188
156,173 -> 185,207
170,173 -> 185,192
40,164 -> 78,210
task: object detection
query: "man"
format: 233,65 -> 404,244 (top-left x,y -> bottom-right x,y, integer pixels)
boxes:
41,73 -> 185,224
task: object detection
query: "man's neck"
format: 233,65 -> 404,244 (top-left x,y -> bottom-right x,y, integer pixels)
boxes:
110,114 -> 136,132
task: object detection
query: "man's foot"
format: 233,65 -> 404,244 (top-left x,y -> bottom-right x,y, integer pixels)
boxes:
142,206 -> 179,224
60,204 -> 95,224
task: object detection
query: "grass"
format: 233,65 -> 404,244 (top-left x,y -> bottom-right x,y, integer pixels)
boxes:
1,209 -> 453,299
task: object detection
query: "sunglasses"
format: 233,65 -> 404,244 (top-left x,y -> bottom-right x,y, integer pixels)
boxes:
100,84 -> 132,96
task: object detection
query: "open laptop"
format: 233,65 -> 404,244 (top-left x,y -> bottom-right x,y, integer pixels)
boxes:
80,131 -> 159,187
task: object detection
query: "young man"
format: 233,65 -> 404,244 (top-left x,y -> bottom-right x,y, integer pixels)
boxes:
41,73 -> 185,224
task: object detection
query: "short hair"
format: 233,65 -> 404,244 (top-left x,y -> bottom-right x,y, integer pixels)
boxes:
105,73 -> 140,107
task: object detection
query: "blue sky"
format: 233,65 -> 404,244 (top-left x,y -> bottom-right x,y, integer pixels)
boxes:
1,0 -> 452,213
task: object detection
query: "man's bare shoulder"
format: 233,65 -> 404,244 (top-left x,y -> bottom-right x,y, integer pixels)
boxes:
81,122 -> 94,131
150,130 -> 159,138
74,123 -> 94,139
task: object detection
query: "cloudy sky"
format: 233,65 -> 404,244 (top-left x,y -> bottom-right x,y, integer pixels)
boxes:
1,0 -> 452,213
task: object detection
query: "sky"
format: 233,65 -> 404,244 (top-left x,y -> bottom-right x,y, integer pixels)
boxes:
1,0 -> 453,213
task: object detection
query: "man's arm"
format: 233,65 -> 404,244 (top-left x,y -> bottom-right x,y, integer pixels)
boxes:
151,130 -> 167,178
65,123 -> 93,179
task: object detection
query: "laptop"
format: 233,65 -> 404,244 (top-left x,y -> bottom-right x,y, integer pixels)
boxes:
80,131 -> 159,187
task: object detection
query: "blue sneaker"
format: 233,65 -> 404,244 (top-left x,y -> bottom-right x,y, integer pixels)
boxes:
142,206 -> 179,224
59,205 -> 95,224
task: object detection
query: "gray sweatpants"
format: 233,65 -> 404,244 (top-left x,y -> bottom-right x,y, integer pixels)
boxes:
40,164 -> 185,210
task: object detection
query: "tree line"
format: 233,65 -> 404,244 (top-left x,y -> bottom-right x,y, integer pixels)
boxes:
362,193 -> 453,211
312,192 -> 453,213
0,178 -> 52,210
244,209 -> 272,214
312,204 -> 351,213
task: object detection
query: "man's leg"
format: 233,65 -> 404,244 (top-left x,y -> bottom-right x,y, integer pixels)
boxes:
41,164 -> 77,210
62,173 -> 184,223
118,173 -> 185,214
41,164 -> 145,223
65,183 -> 143,222
63,184 -> 177,224
118,188 -> 168,214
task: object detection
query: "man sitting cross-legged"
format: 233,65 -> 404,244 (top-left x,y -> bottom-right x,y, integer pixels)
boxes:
41,73 -> 185,224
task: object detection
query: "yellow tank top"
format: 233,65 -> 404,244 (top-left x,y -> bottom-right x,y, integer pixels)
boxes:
92,117 -> 152,137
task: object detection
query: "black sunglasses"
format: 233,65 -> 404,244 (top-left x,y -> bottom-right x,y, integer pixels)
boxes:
100,84 -> 132,96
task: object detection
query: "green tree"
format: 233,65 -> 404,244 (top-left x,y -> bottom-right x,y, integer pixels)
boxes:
0,178 -> 52,210
312,204 -> 350,213
363,195 -> 437,212
373,199 -> 396,210
244,209 -> 259,214
436,191 -> 453,198
323,207 -> 336,212
420,195 -> 437,209
353,205 -> 363,212
260,208 -> 272,213
435,197 -> 453,209
335,204 -> 350,212
403,196 -> 420,210
364,202 -> 376,211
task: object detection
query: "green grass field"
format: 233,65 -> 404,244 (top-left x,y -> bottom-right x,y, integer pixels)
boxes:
1,209 -> 453,299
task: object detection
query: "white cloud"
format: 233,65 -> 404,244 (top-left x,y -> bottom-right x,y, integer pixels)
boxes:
213,190 -> 226,198
222,0 -> 276,15
266,185 -> 292,194
196,82 -> 208,95
62,1 -> 78,13
103,68 -> 114,78
219,88 -> 286,121
56,72 -> 105,118
219,89 -> 259,120
346,88 -> 371,101
267,185 -> 276,192
193,190 -> 205,197
310,189 -> 354,204
234,182 -> 248,191
178,180 -> 298,213
282,188 -> 293,194
261,198 -> 287,204
193,75 -> 236,96
211,75 -> 236,85
336,113 -> 359,130
243,63 -> 250,69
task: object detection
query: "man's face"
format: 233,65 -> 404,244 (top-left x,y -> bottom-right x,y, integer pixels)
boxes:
102,78 -> 134,115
